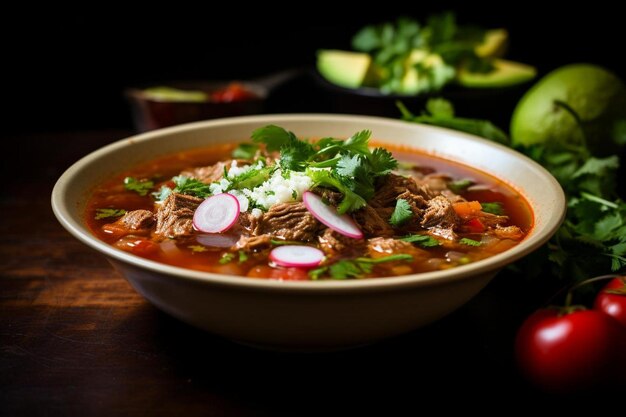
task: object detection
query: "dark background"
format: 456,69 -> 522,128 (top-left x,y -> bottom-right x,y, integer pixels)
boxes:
5,6 -> 624,133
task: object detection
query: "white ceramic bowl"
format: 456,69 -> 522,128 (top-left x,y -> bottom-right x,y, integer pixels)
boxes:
51,114 -> 565,350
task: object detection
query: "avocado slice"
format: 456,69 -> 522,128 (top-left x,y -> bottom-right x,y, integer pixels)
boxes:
317,49 -> 378,89
475,29 -> 509,58
457,59 -> 537,88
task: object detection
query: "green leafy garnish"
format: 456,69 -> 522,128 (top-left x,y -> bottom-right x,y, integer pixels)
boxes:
232,143 -> 259,159
238,251 -> 248,263
152,185 -> 172,201
271,239 -> 303,246
172,176 -> 212,198
250,125 -> 397,213
124,177 -> 154,196
390,199 -> 413,226
398,99 -> 509,144
229,166 -> 274,190
219,253 -> 235,264
480,202 -> 505,215
399,234 -> 441,247
448,178 -> 474,194
188,245 -> 208,253
460,238 -> 482,246
309,254 -> 414,280
95,208 -> 126,220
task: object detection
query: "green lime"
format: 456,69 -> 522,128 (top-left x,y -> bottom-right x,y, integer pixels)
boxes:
510,64 -> 626,152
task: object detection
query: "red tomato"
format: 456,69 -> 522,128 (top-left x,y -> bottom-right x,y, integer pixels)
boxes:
247,265 -> 309,281
464,218 -> 485,233
515,308 -> 623,392
594,277 -> 626,328
211,83 -> 257,103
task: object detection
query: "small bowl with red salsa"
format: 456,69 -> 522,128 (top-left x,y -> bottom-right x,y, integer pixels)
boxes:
126,81 -> 265,132
52,114 -> 565,350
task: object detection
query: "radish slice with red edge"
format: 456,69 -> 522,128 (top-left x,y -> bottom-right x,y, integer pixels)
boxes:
193,193 -> 240,233
269,245 -> 325,269
302,191 -> 363,239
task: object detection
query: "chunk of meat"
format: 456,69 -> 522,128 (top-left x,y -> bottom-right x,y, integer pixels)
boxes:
492,224 -> 525,240
477,212 -> 510,228
421,196 -> 458,229
318,228 -> 365,256
352,205 -> 394,237
253,202 -> 320,242
234,234 -> 272,252
102,209 -> 155,238
154,193 -> 203,239
417,173 -> 453,193
366,237 -> 428,258
370,174 -> 432,208
312,188 -> 343,207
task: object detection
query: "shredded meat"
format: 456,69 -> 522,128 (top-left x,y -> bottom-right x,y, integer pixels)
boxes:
180,159 -> 249,184
103,209 -> 155,236
318,228 -> 365,256
234,234 -> 272,252
253,202 -> 320,242
366,237 -> 427,258
477,212 -> 510,228
352,205 -> 394,237
154,193 -> 203,238
492,225 -> 524,240
370,174 -> 426,208
421,196 -> 458,229
312,188 -> 343,207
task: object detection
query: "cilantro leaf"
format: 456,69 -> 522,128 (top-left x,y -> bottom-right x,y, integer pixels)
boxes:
124,177 -> 154,196
95,208 -> 126,220
251,125 -> 296,152
307,169 -> 367,214
448,179 -> 473,194
335,154 -> 362,177
480,202 -> 505,215
172,176 -> 212,198
219,253 -> 235,264
460,238 -> 481,246
399,234 -> 441,247
232,143 -> 259,159
368,148 -> 398,176
390,199 -> 413,226
309,254 -> 414,280
229,166 -> 274,190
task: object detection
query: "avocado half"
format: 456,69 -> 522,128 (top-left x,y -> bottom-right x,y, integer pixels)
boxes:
457,59 -> 537,88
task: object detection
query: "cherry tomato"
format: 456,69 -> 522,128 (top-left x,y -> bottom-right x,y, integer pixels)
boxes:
515,308 -> 622,392
594,277 -> 626,328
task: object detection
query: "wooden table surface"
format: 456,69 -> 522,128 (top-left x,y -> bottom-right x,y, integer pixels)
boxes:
1,130 -> 603,415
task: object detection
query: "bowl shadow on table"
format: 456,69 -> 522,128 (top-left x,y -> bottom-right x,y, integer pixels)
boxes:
143,277 -> 537,411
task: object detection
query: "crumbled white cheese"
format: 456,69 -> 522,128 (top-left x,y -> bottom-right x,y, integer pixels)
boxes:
227,189 -> 249,212
251,208 -> 263,218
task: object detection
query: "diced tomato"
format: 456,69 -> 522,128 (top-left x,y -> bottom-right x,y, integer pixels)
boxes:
452,201 -> 482,218
114,237 -> 160,257
247,265 -> 310,281
465,218 -> 485,233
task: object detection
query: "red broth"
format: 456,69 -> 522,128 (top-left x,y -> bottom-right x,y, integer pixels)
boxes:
86,143 -> 533,280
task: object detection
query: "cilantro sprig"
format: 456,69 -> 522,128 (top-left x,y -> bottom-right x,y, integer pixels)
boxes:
95,208 -> 126,220
252,125 -> 398,214
309,254 -> 414,280
124,177 -> 154,196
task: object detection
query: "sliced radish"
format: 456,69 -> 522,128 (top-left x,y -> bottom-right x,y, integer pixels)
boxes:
302,191 -> 363,239
269,245 -> 325,269
196,233 -> 240,248
193,193 -> 240,233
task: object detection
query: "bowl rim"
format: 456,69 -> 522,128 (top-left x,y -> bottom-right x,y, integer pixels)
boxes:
51,114 -> 566,294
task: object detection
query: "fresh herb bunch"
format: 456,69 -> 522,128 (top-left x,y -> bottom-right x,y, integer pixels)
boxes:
251,125 -> 397,213
352,13 -> 490,94
401,98 -> 626,281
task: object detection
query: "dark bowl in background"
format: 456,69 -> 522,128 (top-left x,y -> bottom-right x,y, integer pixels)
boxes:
312,70 -> 534,129
126,81 -> 267,132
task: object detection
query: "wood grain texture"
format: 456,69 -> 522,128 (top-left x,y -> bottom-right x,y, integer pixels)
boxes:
1,131 -> 605,416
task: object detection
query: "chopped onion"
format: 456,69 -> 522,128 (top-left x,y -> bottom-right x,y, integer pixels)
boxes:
302,191 -> 363,239
269,245 -> 324,269
193,193 -> 240,233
